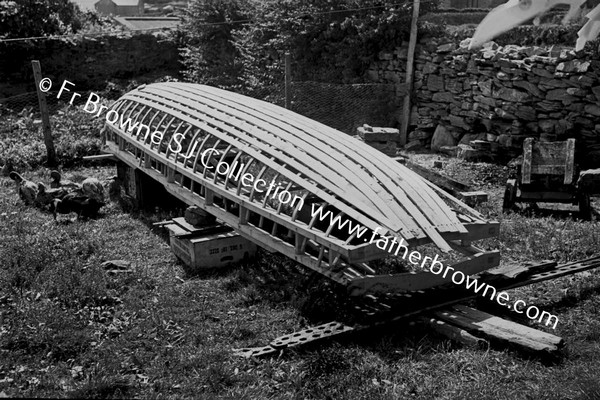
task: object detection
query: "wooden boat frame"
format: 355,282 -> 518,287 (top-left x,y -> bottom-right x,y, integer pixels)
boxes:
103,82 -> 500,296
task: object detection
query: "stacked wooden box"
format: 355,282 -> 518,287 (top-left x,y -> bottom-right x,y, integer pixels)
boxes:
356,124 -> 398,157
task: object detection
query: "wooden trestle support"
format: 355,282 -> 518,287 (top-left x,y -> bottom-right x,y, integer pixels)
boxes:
104,82 -> 500,297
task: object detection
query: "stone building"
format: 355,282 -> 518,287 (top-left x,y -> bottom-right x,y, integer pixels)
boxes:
94,0 -> 144,16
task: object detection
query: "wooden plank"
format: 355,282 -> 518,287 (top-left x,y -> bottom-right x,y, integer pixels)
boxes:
399,0 -> 420,146
433,305 -> 564,353
400,159 -> 471,192
518,191 -> 575,202
31,60 -> 57,167
532,141 -> 569,165
285,52 -> 291,109
387,157 -> 466,230
82,154 -> 117,161
457,191 -> 488,206
419,316 -> 486,348
395,164 -> 468,236
347,251 -> 500,295
564,138 -> 575,185
530,164 -> 567,175
522,138 -> 533,185
421,178 -> 486,221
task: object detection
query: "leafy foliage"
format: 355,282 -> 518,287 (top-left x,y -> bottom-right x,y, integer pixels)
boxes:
181,0 -> 252,88
0,106 -> 104,170
181,0 -> 441,92
0,0 -> 84,39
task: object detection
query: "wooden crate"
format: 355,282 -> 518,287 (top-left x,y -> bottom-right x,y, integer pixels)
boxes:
164,218 -> 258,270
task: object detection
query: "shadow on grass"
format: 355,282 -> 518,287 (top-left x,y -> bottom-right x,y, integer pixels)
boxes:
68,376 -> 132,399
503,203 -> 595,222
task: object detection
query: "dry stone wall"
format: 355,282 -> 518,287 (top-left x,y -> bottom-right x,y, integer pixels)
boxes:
367,38 -> 600,167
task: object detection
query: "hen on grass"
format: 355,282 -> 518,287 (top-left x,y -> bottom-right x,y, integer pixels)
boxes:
35,182 -> 69,209
49,170 -> 82,190
9,171 -> 38,205
50,193 -> 104,220
81,177 -> 106,203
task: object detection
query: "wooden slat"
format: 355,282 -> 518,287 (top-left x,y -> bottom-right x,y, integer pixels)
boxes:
433,305 -> 563,353
522,138 -> 533,185
530,165 -> 566,175
564,138 -> 575,185
399,158 -> 471,191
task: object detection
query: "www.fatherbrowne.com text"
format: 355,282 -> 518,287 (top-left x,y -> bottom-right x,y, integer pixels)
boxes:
308,204 -> 559,329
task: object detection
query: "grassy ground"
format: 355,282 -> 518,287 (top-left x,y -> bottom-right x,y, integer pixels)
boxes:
1,156 -> 600,399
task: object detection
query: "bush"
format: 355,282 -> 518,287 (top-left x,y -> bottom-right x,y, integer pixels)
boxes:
0,0 -> 84,39
0,105 -> 104,170
235,0 -> 440,87
180,0 -> 251,88
181,0 -> 443,93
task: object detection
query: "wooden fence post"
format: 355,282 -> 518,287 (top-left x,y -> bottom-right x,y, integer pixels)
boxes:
31,60 -> 57,167
285,52 -> 291,109
399,0 -> 420,146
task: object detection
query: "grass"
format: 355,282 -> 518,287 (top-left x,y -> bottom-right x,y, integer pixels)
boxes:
1,157 -> 600,399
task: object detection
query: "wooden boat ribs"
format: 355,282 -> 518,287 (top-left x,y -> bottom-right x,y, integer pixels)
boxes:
103,82 -> 500,295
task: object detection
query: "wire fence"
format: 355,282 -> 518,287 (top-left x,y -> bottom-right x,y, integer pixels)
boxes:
290,81 -> 397,135
1,69 -> 398,140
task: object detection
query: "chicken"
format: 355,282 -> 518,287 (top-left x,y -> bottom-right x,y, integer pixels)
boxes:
81,177 -> 105,203
35,182 -> 68,209
9,171 -> 38,205
469,0 -> 588,50
49,170 -> 81,190
50,193 -> 104,220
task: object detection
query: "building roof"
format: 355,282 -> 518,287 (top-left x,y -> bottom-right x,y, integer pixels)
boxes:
113,16 -> 181,30
112,0 -> 140,5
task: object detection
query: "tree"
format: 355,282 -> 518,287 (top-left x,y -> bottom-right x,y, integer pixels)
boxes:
233,0 -> 440,88
181,0 -> 442,92
0,0 -> 83,39
180,0 -> 251,88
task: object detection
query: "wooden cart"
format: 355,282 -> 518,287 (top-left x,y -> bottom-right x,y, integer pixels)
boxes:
503,138 -> 591,219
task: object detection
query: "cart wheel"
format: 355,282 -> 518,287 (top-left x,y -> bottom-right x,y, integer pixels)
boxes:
503,179 -> 517,212
579,193 -> 592,221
